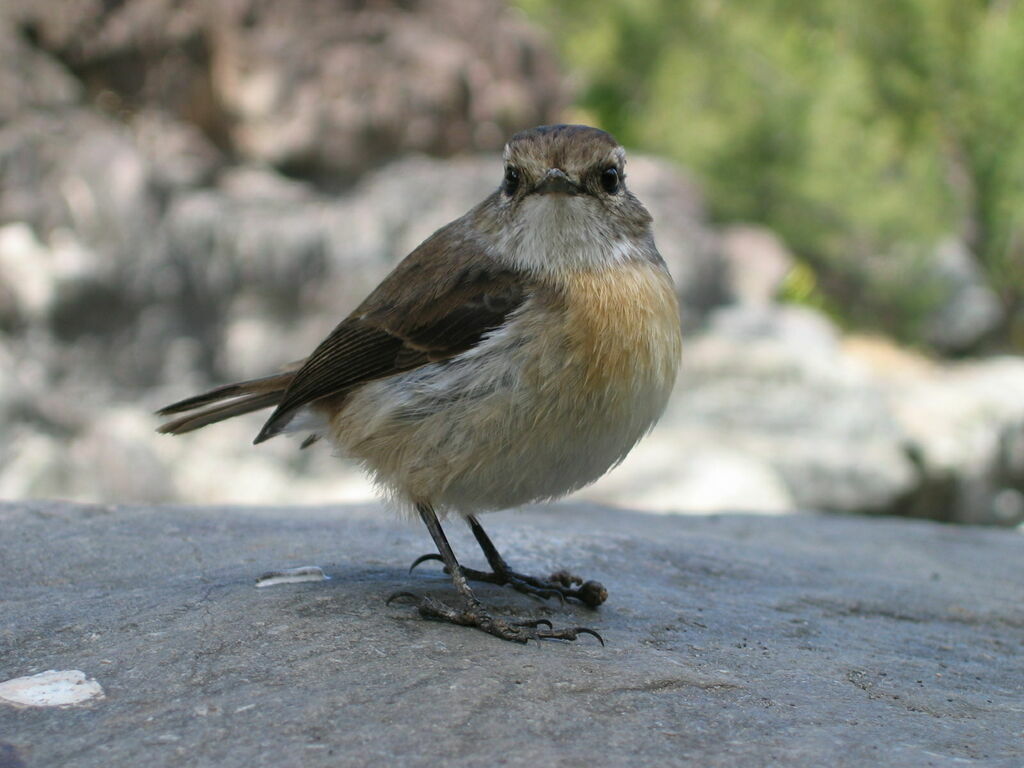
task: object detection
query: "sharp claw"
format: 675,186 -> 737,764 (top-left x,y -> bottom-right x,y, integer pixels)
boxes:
575,627 -> 605,646
408,553 -> 444,574
515,618 -> 553,629
535,627 -> 605,646
385,591 -> 420,606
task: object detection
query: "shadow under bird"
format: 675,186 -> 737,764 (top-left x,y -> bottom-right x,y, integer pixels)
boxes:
157,124 -> 682,644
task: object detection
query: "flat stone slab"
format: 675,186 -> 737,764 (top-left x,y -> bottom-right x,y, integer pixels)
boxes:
1,501 -> 1021,767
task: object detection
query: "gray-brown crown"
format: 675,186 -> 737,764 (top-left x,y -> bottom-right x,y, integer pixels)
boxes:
503,124 -> 625,183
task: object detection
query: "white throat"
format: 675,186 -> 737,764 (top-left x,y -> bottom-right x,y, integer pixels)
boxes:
498,196 -> 640,276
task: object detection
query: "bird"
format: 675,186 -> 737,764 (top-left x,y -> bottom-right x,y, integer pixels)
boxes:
157,124 -> 682,644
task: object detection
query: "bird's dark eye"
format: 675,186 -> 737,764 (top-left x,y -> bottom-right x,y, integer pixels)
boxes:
503,166 -> 520,195
601,167 -> 620,194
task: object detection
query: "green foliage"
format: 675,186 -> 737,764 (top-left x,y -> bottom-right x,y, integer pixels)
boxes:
517,0 -> 1024,350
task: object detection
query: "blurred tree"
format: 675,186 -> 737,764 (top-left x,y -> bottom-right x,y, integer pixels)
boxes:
518,0 -> 1024,350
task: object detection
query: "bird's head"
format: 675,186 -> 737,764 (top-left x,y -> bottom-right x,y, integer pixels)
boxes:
481,124 -> 655,275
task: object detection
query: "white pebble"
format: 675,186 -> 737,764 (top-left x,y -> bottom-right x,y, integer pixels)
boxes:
0,670 -> 105,708
255,565 -> 328,588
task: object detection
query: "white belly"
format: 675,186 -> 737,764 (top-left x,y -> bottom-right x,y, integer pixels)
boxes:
327,263 -> 681,515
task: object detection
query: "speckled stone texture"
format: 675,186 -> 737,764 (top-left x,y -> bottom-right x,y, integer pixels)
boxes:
1,501 -> 1021,767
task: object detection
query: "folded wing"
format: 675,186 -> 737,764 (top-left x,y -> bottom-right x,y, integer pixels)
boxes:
253,223 -> 528,443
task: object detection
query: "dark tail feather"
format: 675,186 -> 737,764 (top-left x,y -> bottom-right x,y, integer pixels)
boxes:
157,391 -> 283,435
156,372 -> 294,436
157,371 -> 294,416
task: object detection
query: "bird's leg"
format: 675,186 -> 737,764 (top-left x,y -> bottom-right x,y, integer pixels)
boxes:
388,504 -> 602,644
408,514 -> 608,609
466,515 -> 608,608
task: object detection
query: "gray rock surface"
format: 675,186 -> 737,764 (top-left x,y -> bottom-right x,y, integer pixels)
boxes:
2,500 -> 1022,767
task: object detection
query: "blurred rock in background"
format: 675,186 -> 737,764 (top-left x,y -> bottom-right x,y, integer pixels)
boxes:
1,0 -> 1022,526
4,0 -> 563,180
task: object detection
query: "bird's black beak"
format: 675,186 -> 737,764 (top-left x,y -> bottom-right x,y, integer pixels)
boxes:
534,168 -> 581,196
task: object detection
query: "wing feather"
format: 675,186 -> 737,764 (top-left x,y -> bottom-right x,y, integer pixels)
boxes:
254,221 -> 529,443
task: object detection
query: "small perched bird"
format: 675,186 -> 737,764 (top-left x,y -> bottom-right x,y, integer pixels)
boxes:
157,124 -> 682,644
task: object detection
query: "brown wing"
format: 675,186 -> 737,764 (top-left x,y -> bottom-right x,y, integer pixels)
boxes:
253,221 -> 528,443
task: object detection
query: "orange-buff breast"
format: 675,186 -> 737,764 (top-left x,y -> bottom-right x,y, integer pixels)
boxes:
562,261 -> 682,398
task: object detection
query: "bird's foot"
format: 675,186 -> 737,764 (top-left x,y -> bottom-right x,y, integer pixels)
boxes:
386,592 -> 603,645
408,554 -> 608,609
